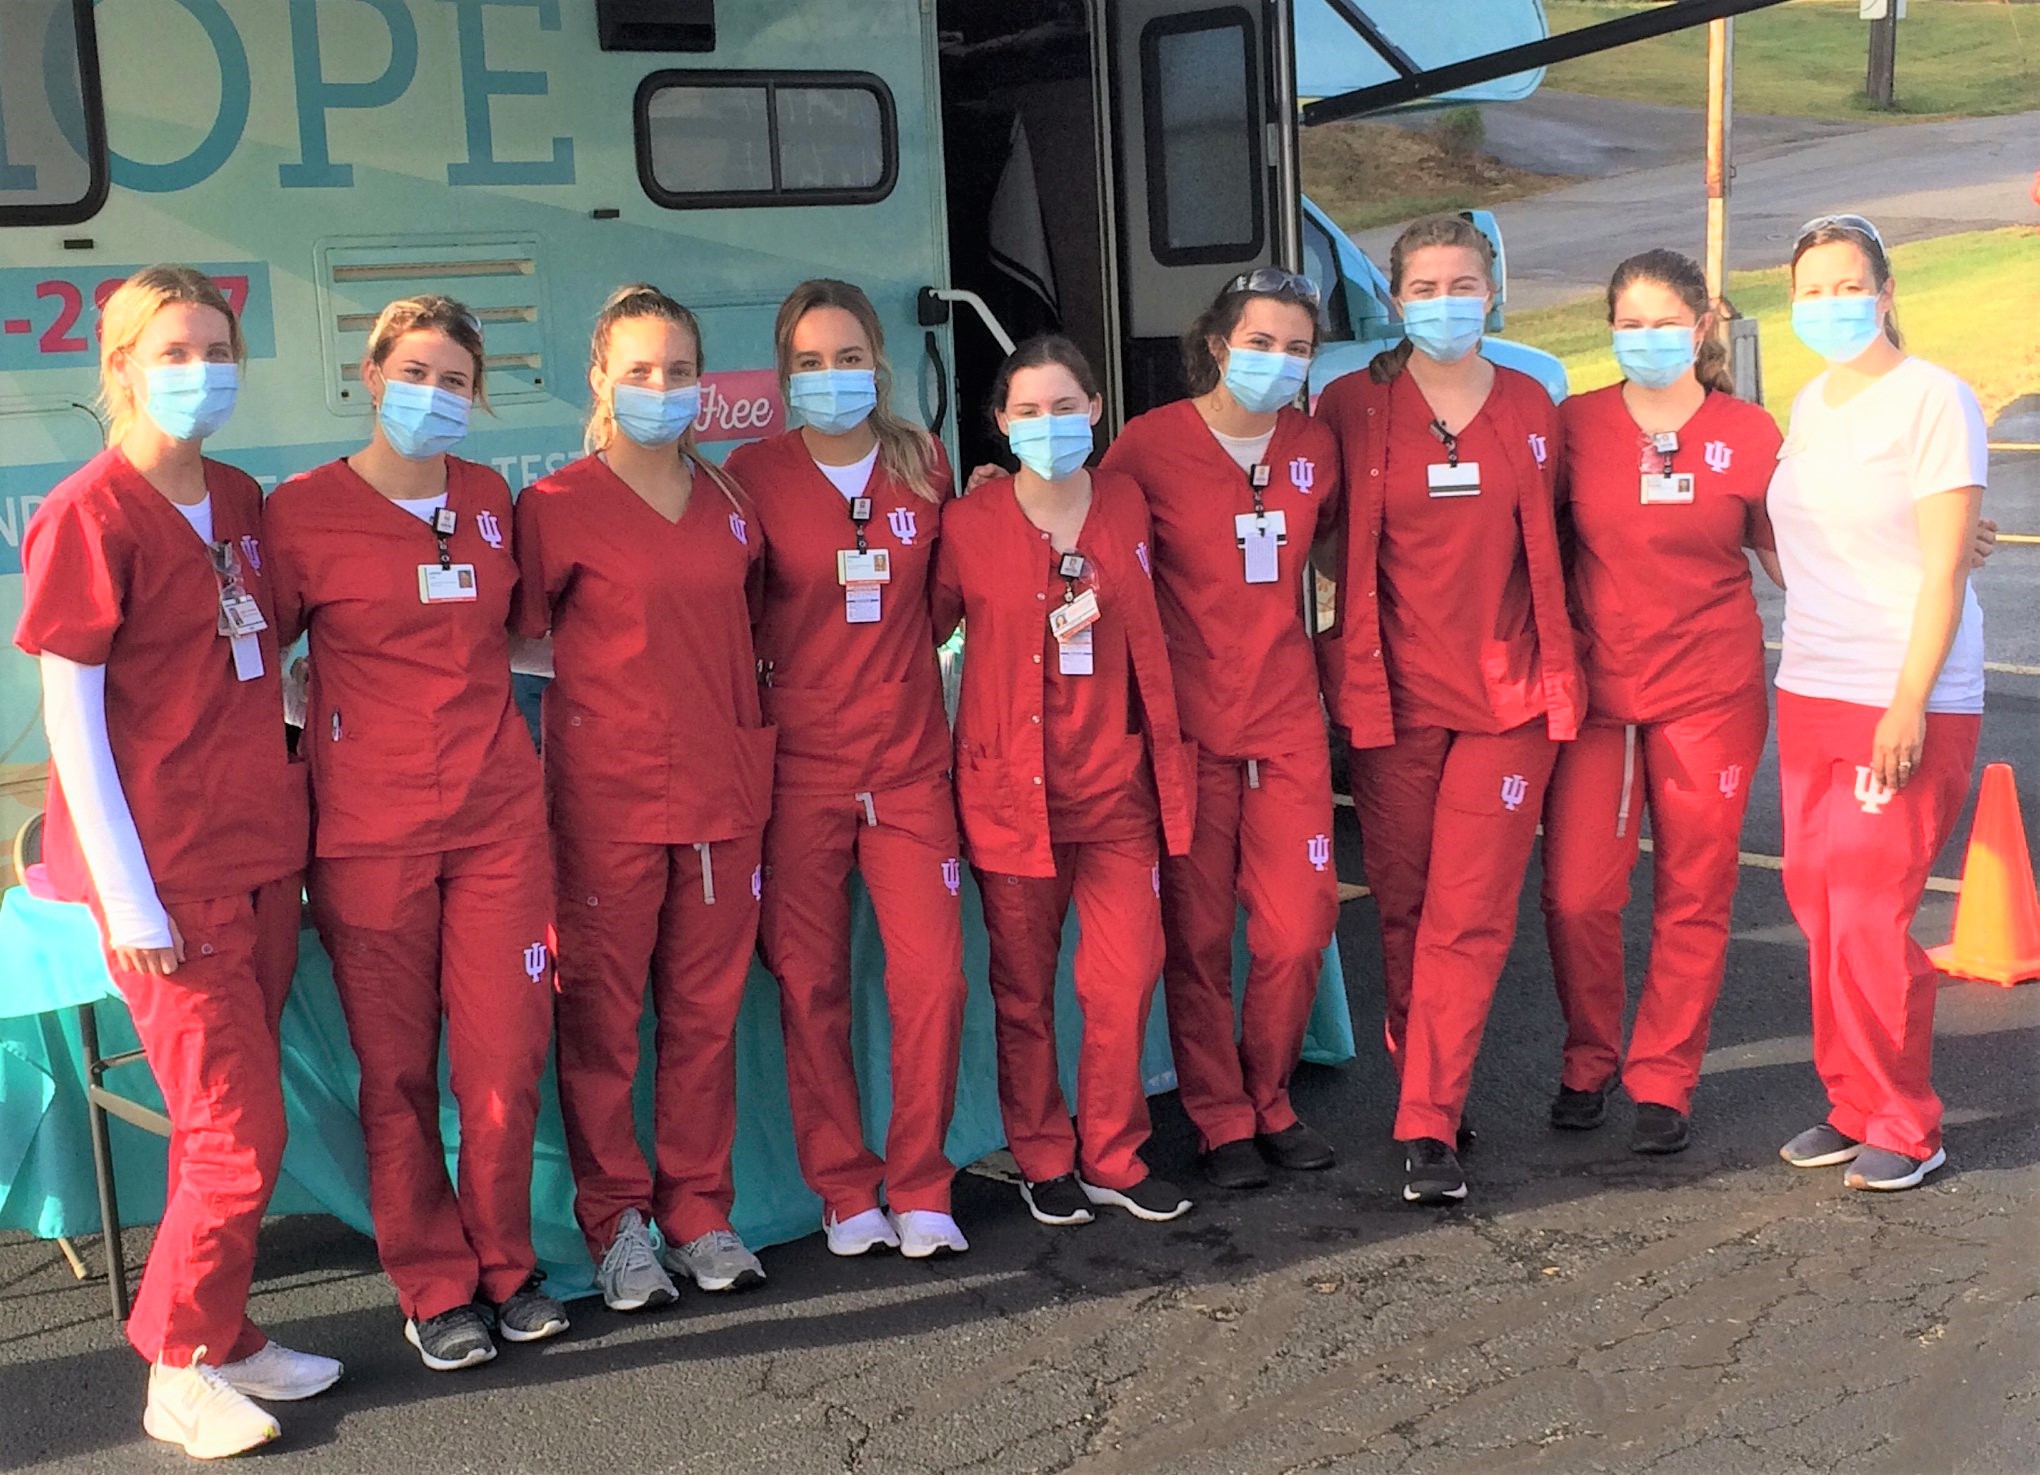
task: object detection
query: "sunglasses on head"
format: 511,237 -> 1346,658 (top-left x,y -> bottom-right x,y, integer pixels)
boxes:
1794,214 -> 1887,259
1227,267 -> 1322,309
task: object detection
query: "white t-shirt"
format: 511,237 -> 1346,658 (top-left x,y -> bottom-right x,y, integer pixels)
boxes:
170,495 -> 214,542
814,445 -> 879,501
1209,425 -> 1277,475
392,491 -> 449,524
1768,357 -> 1988,714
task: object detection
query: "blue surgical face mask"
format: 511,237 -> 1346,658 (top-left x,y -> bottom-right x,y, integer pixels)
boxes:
611,382 -> 701,447
1611,326 -> 1698,390
141,362 -> 239,442
1223,347 -> 1310,414
1398,294 -> 1488,364
1006,412 -> 1094,482
1791,296 -> 1883,364
377,379 -> 471,460
787,369 -> 878,435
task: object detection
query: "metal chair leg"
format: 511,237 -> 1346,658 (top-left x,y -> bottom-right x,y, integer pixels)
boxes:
78,1002 -> 130,1322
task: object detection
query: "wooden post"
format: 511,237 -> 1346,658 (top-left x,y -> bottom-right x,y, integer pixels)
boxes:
1704,18 -> 1732,305
1867,9 -> 1898,110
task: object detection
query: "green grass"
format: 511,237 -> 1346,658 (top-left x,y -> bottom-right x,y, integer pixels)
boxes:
1506,227 -> 2040,426
1300,114 -> 1567,232
1544,0 -> 2040,121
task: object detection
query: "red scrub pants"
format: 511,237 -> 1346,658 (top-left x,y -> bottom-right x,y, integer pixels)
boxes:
1777,691 -> 1980,1161
977,837 -> 1165,1191
1350,720 -> 1558,1143
1162,742 -> 1339,1151
106,877 -> 300,1366
759,778 -> 965,1221
311,835 -> 553,1321
1540,694 -> 1768,1113
554,831 -> 763,1256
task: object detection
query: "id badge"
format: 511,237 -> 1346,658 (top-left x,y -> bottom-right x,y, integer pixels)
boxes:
1427,462 -> 1481,498
1235,510 -> 1287,585
217,592 -> 267,636
837,549 -> 892,586
1049,587 -> 1101,642
1057,627 -> 1095,676
418,563 -> 479,603
230,632 -> 264,682
1640,473 -> 1696,505
844,584 -> 882,624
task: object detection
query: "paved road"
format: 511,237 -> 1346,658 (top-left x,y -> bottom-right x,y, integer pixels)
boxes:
1353,108 -> 2040,309
3,454 -> 2036,1475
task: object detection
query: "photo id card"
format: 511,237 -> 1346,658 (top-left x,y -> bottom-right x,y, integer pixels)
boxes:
419,564 -> 479,603
1235,510 -> 1287,584
1640,473 -> 1696,505
1427,462 -> 1482,498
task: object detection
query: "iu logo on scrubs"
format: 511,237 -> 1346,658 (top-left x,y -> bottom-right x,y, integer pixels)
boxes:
1306,834 -> 1331,872
1854,766 -> 1894,816
729,511 -> 748,545
475,509 -> 504,549
1704,440 -> 1734,474
941,857 -> 962,897
1134,540 -> 1151,576
1718,764 -> 1743,800
238,534 -> 263,573
1500,773 -> 1530,812
1151,864 -> 1162,896
1526,434 -> 1549,467
1289,457 -> 1317,495
888,506 -> 919,545
751,865 -> 763,901
523,941 -> 550,984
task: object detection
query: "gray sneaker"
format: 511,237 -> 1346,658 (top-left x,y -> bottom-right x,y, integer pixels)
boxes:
598,1209 -> 679,1313
662,1229 -> 765,1293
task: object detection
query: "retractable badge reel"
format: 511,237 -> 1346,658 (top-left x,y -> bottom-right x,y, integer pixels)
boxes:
1425,419 -> 1481,498
1640,430 -> 1695,504
1234,462 -> 1287,584
838,495 -> 891,623
210,539 -> 268,682
1048,550 -> 1099,675
418,507 -> 479,603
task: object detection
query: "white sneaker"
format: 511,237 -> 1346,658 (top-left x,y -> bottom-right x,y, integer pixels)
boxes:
219,1340 -> 343,1402
889,1209 -> 969,1260
824,1207 -> 900,1257
144,1350 -> 282,1459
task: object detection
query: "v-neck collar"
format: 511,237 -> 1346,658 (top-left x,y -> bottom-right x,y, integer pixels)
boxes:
595,453 -> 695,528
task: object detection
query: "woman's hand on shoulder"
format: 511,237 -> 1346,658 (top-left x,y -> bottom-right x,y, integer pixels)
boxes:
1971,517 -> 1998,570
964,463 -> 1004,494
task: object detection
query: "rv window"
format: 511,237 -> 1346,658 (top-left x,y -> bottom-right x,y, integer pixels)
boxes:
1300,210 -> 1353,342
1140,10 -> 1261,265
0,0 -> 106,226
637,71 -> 896,209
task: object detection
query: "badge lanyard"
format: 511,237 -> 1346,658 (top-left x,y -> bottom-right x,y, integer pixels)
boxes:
1236,462 -> 1285,585
848,495 -> 872,554
417,505 -> 480,604
1431,419 -> 1461,469
431,506 -> 457,569
1048,549 -> 1099,675
1639,429 -> 1695,505
838,496 -> 887,624
208,539 -> 267,682
1424,417 -> 1482,499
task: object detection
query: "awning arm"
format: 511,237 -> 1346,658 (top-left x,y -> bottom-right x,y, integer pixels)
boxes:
1301,0 -> 1795,126
1320,0 -> 1421,80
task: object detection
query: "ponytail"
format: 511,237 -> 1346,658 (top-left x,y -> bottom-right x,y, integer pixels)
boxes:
1605,248 -> 1735,395
1374,213 -> 1498,384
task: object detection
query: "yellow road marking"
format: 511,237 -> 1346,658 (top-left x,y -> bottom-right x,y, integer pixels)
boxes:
1763,639 -> 2040,677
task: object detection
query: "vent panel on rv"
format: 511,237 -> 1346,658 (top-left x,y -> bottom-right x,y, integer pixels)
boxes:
315,237 -> 553,413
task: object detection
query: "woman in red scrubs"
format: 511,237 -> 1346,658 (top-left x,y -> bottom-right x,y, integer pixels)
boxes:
16,267 -> 333,1458
934,336 -> 1198,1226
1315,214 -> 1583,1207
515,284 -> 775,1307
726,280 -> 967,1261
266,295 -> 567,1372
1098,272 -> 1343,1191
1538,250 -> 1781,1155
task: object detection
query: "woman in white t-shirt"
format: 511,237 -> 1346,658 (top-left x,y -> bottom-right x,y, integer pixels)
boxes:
1765,214 -> 1988,1193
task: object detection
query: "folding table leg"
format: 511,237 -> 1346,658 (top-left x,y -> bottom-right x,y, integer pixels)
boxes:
77,1002 -> 129,1323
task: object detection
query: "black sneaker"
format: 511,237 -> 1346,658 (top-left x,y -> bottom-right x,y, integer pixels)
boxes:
1081,1175 -> 1193,1222
1019,1174 -> 1095,1226
404,1306 -> 496,1372
1630,1103 -> 1691,1155
1256,1120 -> 1335,1171
1401,1138 -> 1467,1205
1779,1123 -> 1862,1168
485,1277 -> 570,1344
1456,1117 -> 1479,1153
1549,1077 -> 1616,1131
1201,1138 -> 1271,1190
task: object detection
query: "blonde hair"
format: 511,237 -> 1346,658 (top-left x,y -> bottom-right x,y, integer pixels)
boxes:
1370,213 -> 1498,384
97,265 -> 246,445
363,294 -> 491,410
584,282 -> 747,512
774,279 -> 942,504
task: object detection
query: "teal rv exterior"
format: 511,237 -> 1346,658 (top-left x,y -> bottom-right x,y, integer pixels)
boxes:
0,0 -> 1559,844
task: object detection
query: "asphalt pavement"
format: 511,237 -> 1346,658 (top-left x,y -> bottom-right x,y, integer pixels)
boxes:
3,463 -> 2036,1473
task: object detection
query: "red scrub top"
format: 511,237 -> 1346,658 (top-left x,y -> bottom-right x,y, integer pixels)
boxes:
1038,550 -> 1157,843
1314,364 -> 1583,749
1098,400 -> 1341,759
1559,384 -> 1781,725
931,471 -> 1196,878
265,456 -> 543,859
512,453 -> 772,844
725,429 -> 952,797
15,449 -> 307,904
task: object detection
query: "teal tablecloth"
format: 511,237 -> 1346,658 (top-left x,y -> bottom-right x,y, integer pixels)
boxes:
0,882 -> 1353,1296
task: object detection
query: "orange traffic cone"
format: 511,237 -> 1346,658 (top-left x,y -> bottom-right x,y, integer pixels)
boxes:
1930,764 -> 2040,987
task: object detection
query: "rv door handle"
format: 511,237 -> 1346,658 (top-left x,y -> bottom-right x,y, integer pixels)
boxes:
918,287 -> 1017,355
